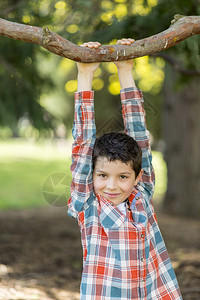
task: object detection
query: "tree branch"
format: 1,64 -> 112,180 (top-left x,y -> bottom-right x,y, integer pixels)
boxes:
0,15 -> 199,62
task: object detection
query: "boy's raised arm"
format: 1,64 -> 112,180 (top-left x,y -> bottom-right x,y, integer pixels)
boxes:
68,42 -> 101,218
115,39 -> 155,199
121,87 -> 155,199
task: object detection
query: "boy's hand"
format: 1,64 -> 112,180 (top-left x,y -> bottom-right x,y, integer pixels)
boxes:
114,38 -> 135,70
77,42 -> 101,74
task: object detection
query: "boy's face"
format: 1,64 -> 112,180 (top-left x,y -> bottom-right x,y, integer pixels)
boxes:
93,156 -> 140,206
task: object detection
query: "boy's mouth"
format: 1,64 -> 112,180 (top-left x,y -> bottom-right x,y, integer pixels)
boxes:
104,192 -> 121,198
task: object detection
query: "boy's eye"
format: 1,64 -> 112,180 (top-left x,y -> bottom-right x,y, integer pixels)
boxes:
98,174 -> 106,178
120,175 -> 127,179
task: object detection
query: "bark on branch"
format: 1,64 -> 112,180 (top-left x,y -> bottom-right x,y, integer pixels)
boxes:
0,15 -> 199,62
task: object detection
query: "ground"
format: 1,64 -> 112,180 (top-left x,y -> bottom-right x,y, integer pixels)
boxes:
0,205 -> 200,300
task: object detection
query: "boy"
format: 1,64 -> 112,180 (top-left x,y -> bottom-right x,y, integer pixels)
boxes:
68,39 -> 182,299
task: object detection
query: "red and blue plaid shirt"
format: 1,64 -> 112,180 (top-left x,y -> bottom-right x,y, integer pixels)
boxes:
68,88 -> 182,299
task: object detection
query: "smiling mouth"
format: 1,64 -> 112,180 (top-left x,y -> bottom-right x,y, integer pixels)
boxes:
104,192 -> 121,198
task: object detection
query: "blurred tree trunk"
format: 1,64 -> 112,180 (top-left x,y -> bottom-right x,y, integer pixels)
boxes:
163,66 -> 200,217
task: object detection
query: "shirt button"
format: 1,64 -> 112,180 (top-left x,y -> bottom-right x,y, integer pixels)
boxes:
135,197 -> 139,200
141,257 -> 145,262
141,279 -> 145,285
141,233 -> 144,238
110,203 -> 114,206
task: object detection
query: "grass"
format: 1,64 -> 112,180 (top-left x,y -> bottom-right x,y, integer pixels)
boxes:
0,139 -> 167,210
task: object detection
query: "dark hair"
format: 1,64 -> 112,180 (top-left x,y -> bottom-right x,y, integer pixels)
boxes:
92,132 -> 142,177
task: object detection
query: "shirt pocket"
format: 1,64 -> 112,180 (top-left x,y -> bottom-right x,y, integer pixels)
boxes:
104,223 -> 140,282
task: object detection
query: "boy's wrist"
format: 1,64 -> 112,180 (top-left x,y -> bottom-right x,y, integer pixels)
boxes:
118,69 -> 136,89
78,71 -> 94,79
78,68 -> 95,76
116,64 -> 133,71
77,72 -> 94,92
117,67 -> 133,75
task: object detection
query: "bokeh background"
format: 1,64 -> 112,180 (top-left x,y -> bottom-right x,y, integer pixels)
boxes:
0,0 -> 200,299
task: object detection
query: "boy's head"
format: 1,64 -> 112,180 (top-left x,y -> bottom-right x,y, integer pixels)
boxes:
92,132 -> 142,206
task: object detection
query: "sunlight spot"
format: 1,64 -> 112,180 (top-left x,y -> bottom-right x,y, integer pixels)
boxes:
114,4 -> 127,19
139,79 -> 152,92
101,12 -> 113,24
39,1 -> 49,17
22,15 -> 31,23
54,9 -> 66,17
148,0 -> 158,7
55,1 -> 66,9
66,24 -> 79,34
105,62 -> 118,74
156,57 -> 165,68
134,56 -> 165,94
114,0 -> 127,2
94,68 -> 102,77
65,80 -> 77,93
101,0 -> 113,10
109,81 -> 121,95
132,0 -> 158,16
59,59 -> 75,73
92,78 -> 104,91
109,74 -> 119,83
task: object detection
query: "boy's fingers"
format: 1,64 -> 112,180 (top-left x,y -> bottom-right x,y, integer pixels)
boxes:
121,38 -> 135,42
88,42 -> 101,48
89,42 -> 101,48
80,42 -> 101,48
117,40 -> 134,44
80,42 -> 89,47
116,38 -> 135,45
93,42 -> 101,48
127,38 -> 135,43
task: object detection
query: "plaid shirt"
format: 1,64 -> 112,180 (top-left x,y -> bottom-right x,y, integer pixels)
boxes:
68,88 -> 182,300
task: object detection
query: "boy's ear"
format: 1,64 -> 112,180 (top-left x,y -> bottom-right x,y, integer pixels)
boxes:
134,169 -> 143,186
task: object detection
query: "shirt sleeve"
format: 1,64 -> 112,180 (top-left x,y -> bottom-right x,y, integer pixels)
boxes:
120,87 -> 155,199
68,91 -> 96,218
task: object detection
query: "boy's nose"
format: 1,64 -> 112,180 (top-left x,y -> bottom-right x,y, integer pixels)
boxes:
107,178 -> 117,190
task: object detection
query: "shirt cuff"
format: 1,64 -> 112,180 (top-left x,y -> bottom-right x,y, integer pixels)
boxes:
74,91 -> 94,104
120,87 -> 143,103
120,87 -> 140,93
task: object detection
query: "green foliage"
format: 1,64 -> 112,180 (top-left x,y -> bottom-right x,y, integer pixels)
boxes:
0,0 -> 199,139
0,0 -> 56,134
0,41 -> 54,132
